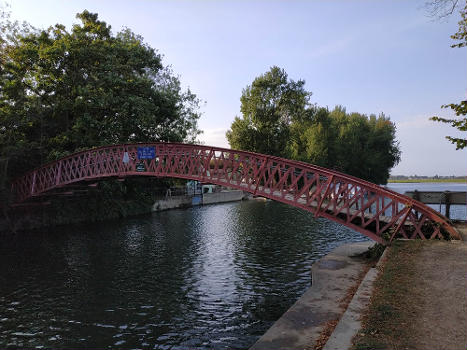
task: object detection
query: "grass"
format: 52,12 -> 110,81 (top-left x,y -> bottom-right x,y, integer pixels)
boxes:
388,178 -> 466,183
351,240 -> 424,350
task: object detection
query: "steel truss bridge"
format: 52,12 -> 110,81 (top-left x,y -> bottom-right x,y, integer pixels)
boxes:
10,143 -> 460,243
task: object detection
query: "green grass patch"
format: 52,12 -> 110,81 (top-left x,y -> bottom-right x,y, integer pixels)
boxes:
352,240 -> 424,350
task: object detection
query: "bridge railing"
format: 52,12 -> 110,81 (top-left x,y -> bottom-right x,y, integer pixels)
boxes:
10,143 -> 460,243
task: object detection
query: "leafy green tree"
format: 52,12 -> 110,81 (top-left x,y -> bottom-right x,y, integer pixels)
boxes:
0,10 -> 201,179
226,67 -> 401,184
224,116 -> 257,153
226,66 -> 311,157
288,106 -> 336,166
332,110 -> 371,177
430,3 -> 467,149
330,110 -> 400,184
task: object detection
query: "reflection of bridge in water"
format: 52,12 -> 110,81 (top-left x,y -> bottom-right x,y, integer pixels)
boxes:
10,143 -> 460,243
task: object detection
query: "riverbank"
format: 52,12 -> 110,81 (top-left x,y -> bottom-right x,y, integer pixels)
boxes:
350,225 -> 467,350
388,178 -> 467,183
251,222 -> 467,350
152,190 -> 245,211
249,241 -> 377,350
0,190 -> 246,234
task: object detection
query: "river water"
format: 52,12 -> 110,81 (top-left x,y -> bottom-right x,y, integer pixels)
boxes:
0,182 -> 465,349
387,182 -> 467,220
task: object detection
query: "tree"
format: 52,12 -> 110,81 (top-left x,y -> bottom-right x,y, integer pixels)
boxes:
288,106 -> 336,166
425,0 -> 461,18
0,10 -> 202,179
226,66 -> 311,157
430,3 -> 467,149
323,107 -> 400,184
226,68 -> 401,184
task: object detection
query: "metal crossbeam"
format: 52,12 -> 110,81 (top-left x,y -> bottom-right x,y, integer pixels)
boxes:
10,143 -> 460,243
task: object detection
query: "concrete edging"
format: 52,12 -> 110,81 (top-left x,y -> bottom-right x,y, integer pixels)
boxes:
323,245 -> 391,350
249,241 -> 374,350
152,191 -> 245,211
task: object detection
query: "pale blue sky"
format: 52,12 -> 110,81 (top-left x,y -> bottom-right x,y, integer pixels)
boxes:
7,0 -> 467,175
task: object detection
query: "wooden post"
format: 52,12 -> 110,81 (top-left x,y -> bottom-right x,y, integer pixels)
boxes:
413,189 -> 420,201
444,191 -> 451,219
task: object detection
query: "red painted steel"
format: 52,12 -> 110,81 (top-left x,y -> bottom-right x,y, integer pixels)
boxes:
10,143 -> 460,243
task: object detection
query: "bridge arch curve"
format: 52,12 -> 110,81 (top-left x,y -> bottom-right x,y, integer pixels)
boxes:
10,142 -> 459,243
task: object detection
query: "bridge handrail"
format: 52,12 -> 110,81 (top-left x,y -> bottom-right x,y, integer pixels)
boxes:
9,142 -> 459,243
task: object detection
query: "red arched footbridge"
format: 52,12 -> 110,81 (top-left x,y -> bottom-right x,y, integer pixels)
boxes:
10,143 -> 460,243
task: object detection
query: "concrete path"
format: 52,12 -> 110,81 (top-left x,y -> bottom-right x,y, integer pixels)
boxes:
250,242 -> 372,350
323,248 -> 388,350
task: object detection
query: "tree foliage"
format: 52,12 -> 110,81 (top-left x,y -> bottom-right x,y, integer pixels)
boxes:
227,67 -> 401,184
430,3 -> 467,149
226,67 -> 310,157
0,10 -> 202,179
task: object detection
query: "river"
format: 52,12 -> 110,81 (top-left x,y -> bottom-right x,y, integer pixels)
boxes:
0,182 -> 465,349
386,182 -> 467,220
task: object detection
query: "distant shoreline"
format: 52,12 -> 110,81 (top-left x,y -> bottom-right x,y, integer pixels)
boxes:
388,178 -> 467,183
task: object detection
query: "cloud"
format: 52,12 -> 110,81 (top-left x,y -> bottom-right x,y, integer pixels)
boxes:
396,115 -> 433,129
198,128 -> 229,148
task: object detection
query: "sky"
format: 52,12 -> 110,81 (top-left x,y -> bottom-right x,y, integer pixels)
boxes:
6,0 -> 467,176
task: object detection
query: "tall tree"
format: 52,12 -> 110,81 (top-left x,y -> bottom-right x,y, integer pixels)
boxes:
430,3 -> 467,149
0,10 -> 202,179
330,110 -> 400,184
226,68 -> 401,184
226,66 -> 311,157
288,106 -> 335,166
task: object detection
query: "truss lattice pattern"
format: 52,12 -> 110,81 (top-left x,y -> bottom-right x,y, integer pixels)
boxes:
10,143 -> 459,243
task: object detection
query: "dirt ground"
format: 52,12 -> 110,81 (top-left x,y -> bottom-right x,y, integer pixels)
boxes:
352,223 -> 467,350
409,239 -> 467,350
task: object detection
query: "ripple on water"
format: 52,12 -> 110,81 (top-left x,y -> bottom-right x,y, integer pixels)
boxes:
0,200 -> 366,349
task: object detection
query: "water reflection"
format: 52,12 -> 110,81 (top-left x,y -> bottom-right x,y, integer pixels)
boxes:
0,200 -> 365,349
